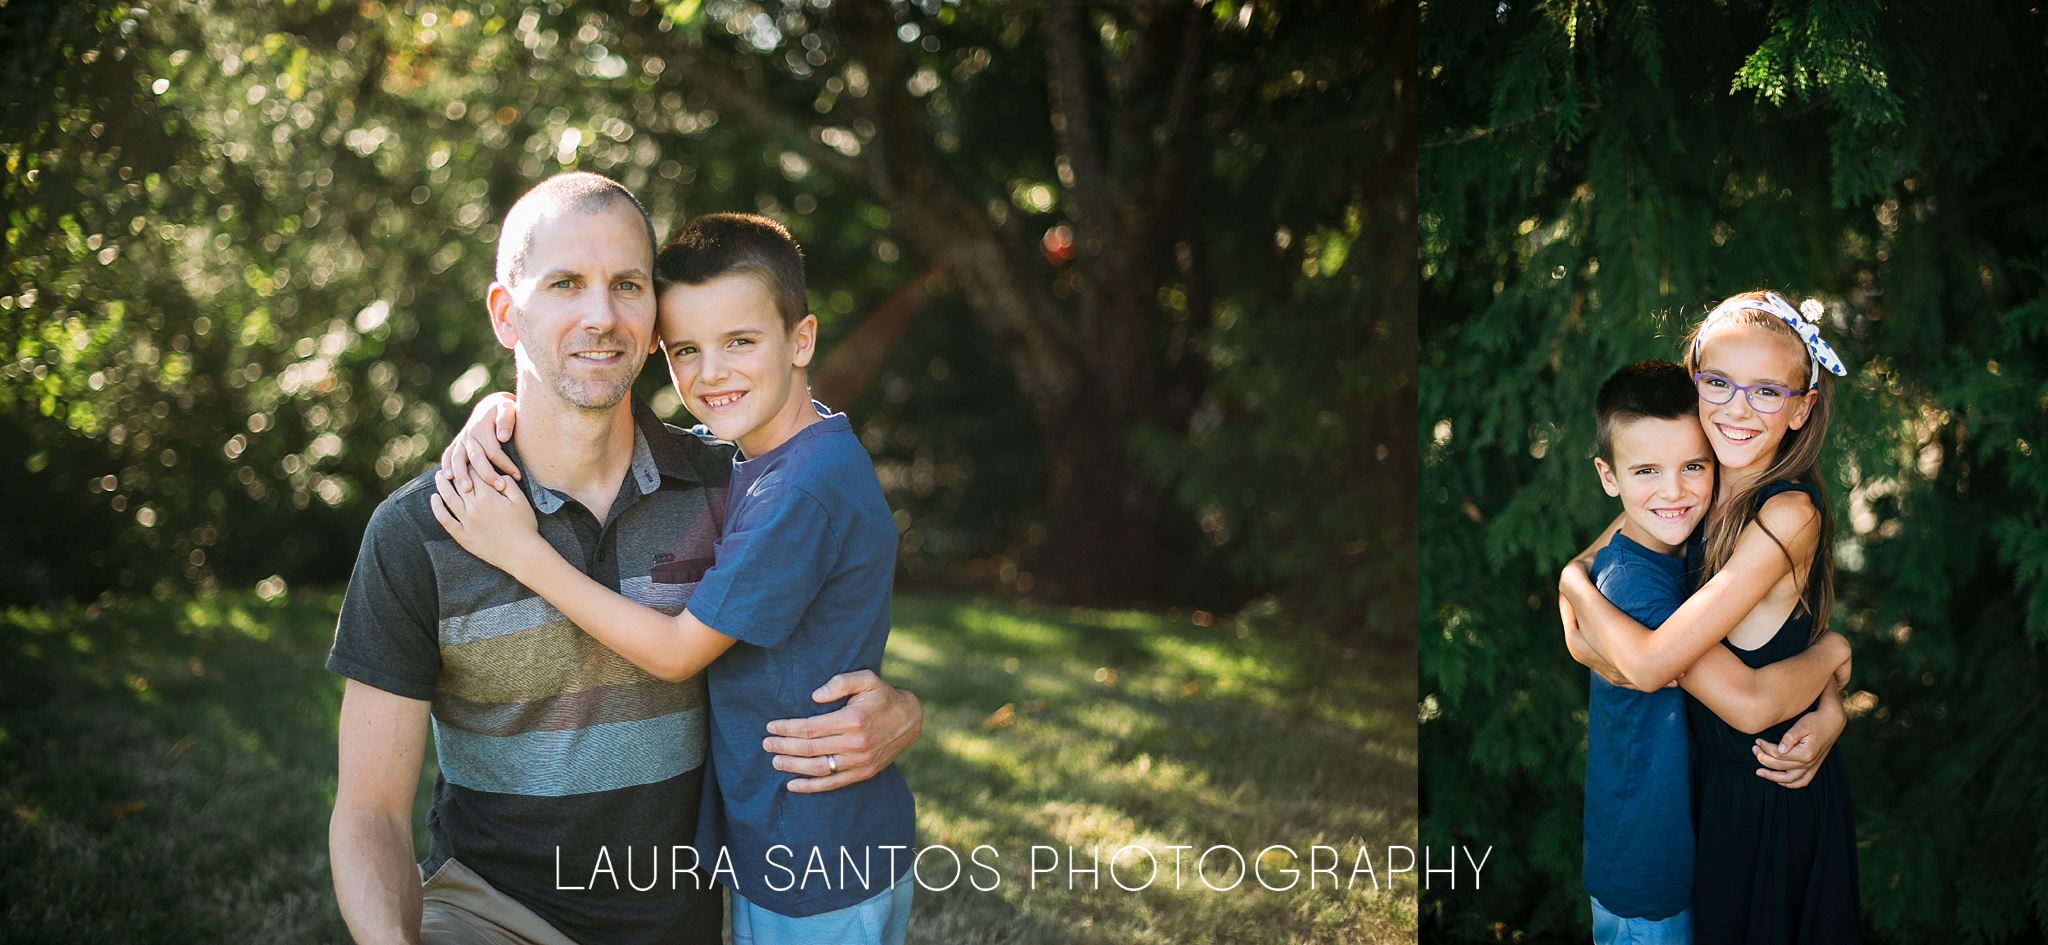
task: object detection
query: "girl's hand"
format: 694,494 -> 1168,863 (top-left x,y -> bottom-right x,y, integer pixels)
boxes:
1753,687 -> 1846,789
439,392 -> 521,493
429,468 -> 545,576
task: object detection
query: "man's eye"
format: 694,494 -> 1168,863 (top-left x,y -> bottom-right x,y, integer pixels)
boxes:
553,279 -> 575,289
616,280 -> 641,292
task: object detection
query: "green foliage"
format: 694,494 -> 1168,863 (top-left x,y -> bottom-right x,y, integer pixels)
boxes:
0,0 -> 1402,638
1138,0 -> 1417,640
1421,2 -> 2048,941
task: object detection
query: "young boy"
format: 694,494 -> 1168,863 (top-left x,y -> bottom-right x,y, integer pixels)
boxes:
431,212 -> 915,943
1577,360 -> 1849,944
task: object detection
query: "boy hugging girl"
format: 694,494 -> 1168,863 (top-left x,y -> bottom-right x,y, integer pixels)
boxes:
1569,291 -> 1864,945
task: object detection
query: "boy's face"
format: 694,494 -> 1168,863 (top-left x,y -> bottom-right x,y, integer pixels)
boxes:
1594,415 -> 1715,554
657,273 -> 817,457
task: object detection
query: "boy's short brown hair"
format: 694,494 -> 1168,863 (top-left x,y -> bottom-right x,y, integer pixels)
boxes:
655,212 -> 809,332
1595,360 -> 1697,462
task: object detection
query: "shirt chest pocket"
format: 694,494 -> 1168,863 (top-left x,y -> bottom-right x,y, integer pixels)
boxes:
651,556 -> 713,585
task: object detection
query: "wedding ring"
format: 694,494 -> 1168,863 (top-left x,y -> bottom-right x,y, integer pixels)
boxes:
826,754 -> 839,775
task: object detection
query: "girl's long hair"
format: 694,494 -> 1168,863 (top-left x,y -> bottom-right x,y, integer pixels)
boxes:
1682,291 -> 1836,642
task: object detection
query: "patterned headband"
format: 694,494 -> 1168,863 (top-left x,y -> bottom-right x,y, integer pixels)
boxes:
1695,292 -> 1848,389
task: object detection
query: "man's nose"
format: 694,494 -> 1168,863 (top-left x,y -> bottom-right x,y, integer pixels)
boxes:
577,285 -> 624,331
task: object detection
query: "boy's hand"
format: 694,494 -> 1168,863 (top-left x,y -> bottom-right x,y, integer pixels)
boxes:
1752,686 -> 1846,789
762,671 -> 923,794
429,467 -> 544,575
440,392 -> 521,493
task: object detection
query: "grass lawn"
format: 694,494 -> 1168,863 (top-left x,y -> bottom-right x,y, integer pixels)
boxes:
0,591 -> 1415,943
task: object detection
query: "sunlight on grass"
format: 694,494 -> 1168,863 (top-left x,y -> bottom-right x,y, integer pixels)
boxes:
889,595 -> 1417,944
0,591 -> 1415,943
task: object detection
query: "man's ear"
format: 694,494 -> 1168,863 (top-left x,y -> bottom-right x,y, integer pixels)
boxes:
790,313 -> 819,369
486,283 -> 520,350
1594,457 -> 1622,498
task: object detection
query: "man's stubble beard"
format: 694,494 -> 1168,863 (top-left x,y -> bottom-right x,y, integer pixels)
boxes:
509,304 -> 642,411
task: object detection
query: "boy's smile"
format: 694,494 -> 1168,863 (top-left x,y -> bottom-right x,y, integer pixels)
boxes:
1596,416 -> 1716,555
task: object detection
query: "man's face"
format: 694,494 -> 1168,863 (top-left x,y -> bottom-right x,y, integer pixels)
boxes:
656,273 -> 814,456
1595,415 -> 1716,554
489,201 -> 656,411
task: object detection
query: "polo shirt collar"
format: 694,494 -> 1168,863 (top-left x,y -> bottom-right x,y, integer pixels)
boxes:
505,396 -> 696,516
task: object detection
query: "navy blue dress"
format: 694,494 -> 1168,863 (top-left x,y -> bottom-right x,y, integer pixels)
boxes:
1684,480 -> 1861,944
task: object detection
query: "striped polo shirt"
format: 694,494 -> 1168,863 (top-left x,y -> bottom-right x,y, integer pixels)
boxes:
329,398 -> 732,945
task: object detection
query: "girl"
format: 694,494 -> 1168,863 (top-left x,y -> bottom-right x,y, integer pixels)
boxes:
1562,290 -> 1861,944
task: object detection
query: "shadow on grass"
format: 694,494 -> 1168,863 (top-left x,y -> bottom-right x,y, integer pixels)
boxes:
0,593 -> 360,943
0,591 -> 1416,944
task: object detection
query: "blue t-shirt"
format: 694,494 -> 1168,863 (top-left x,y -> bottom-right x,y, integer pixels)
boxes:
1581,532 -> 1694,920
684,406 -> 915,917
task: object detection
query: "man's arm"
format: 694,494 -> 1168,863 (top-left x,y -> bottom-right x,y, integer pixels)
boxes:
764,670 -> 924,794
330,680 -> 432,945
1679,631 -> 1851,734
1562,494 -> 1818,689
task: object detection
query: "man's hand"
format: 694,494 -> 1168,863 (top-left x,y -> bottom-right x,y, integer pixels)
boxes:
439,392 -> 520,492
1753,685 -> 1846,789
763,670 -> 923,794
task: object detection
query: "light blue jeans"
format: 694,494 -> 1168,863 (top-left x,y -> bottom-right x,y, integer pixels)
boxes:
731,869 -> 914,945
1590,895 -> 1693,945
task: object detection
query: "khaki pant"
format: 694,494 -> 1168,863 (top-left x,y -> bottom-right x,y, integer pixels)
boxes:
420,858 -> 582,945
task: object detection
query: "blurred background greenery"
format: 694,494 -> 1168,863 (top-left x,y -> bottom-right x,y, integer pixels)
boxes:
1,0 -> 1413,644
1421,2 -> 2047,942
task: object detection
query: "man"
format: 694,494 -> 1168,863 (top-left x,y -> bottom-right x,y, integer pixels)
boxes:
326,172 -> 923,945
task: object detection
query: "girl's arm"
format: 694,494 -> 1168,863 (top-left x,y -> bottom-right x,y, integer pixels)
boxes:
1561,492 -> 1820,690
1561,514 -> 1630,684
429,474 -> 736,684
1562,593 -> 1642,688
1678,631 -> 1851,734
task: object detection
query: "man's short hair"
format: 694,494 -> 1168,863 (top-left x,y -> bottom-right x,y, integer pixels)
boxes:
495,172 -> 656,288
1595,359 -> 1698,462
655,213 -> 808,332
